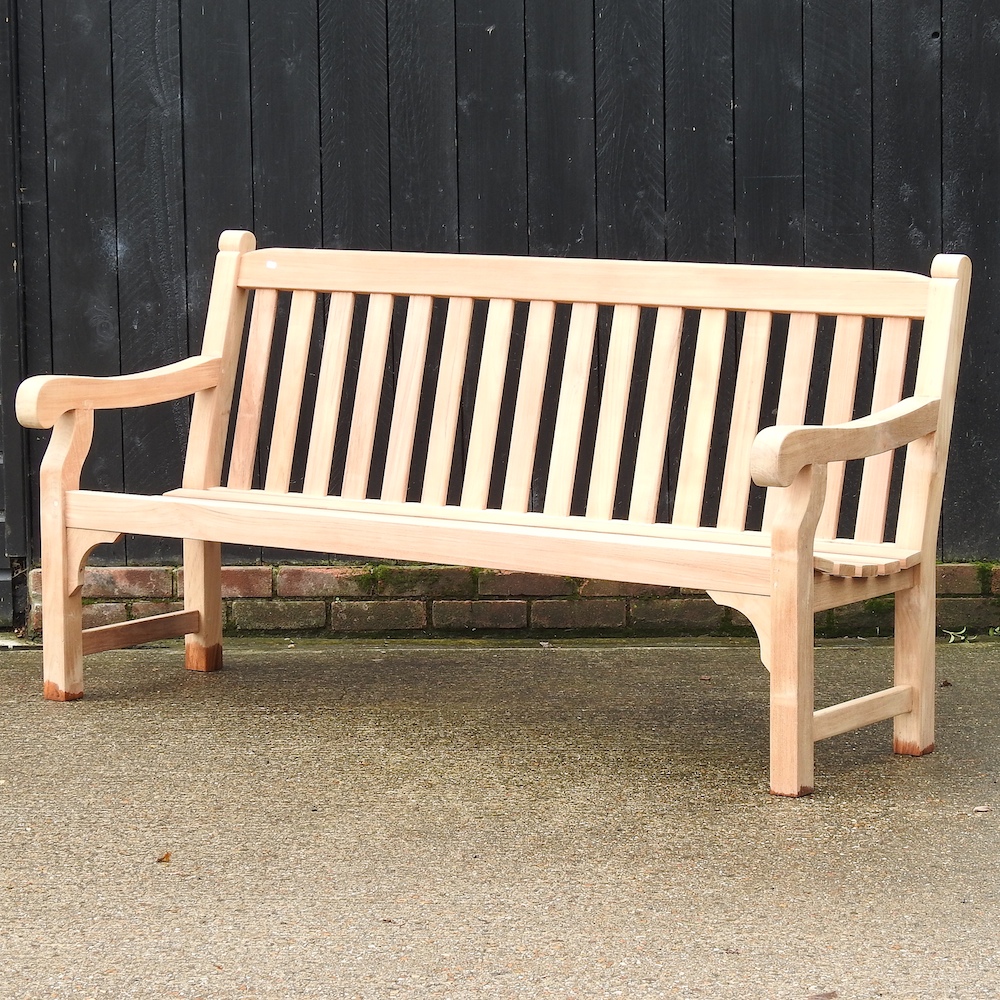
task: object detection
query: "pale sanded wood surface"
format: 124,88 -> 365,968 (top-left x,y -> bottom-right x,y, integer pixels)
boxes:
18,230 -> 973,797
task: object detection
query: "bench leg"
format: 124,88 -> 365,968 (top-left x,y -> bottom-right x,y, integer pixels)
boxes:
767,464 -> 825,797
893,563 -> 935,756
41,533 -> 84,701
184,539 -> 223,672
768,595 -> 815,797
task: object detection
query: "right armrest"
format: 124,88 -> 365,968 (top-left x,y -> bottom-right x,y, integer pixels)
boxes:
16,356 -> 222,429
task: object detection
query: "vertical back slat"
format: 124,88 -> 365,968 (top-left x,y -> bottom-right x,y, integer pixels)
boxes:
853,316 -> 911,542
421,296 -> 475,505
501,300 -> 557,512
816,313 -> 866,538
459,298 -> 517,509
543,302 -> 600,516
628,306 -> 684,522
716,310 -> 773,529
263,291 -> 318,492
303,291 -> 355,496
381,295 -> 435,502
341,293 -> 395,499
227,288 -> 279,490
671,308 -> 728,526
586,304 -> 641,519
762,312 -> 819,529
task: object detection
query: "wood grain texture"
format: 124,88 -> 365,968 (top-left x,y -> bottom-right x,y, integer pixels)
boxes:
320,0 -> 391,250
664,0 -> 734,262
587,304 -> 641,518
43,0 -> 124,564
595,0 -> 665,260
342,294 -> 395,499
803,0 -> 873,267
227,289 -> 279,490
672,309 -> 727,525
264,291 -> 318,492
873,0 -> 941,273
248,0 -> 321,247
180,0 -> 253,330
734,0 -> 803,265
544,302 -> 599,516
502,300 -> 557,512
717,311 -> 772,529
303,292 -> 356,495
629,307 -> 684,522
387,0 -> 458,252
941,0 -> 1000,559
112,0 -> 189,561
456,0 -> 528,255
525,0 -> 596,256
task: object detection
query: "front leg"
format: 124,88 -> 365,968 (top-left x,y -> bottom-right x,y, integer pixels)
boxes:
767,463 -> 827,796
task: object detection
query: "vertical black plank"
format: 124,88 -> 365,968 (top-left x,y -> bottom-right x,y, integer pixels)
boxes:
180,0 -> 255,566
112,0 -> 187,563
525,0 -> 596,257
663,0 -> 735,263
872,0 -> 942,273
250,0 -> 322,564
803,0 -> 872,268
249,0 -> 321,247
456,0 -> 528,255
387,0 -> 458,252
14,0 -> 47,564
44,0 -> 124,564
180,0 -> 253,334
733,0 -> 804,264
319,0 -> 391,250
0,0 -> 27,560
594,0 -> 665,260
941,0 -> 1000,558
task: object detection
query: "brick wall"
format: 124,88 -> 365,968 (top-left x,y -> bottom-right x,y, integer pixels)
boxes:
25,562 -> 1000,640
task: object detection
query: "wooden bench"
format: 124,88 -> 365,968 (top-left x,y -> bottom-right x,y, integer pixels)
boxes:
16,231 -> 971,796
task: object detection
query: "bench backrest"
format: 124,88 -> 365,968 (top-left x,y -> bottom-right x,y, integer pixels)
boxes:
185,231 -> 970,554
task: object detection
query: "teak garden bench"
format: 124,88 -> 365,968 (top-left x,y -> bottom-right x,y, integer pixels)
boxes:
17,231 -> 971,796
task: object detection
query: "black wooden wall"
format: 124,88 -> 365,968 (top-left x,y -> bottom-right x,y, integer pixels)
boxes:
1,0 -> 998,565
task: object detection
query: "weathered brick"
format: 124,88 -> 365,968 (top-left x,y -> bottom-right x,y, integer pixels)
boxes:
578,578 -> 679,598
376,565 -> 476,598
179,566 -> 274,599
28,568 -> 41,601
819,599 -> 895,637
231,599 -> 326,631
276,565 -> 374,598
630,599 -> 726,632
82,567 -> 174,600
530,599 -> 625,630
329,600 -> 426,632
937,563 -> 983,596
478,571 -> 577,598
130,601 -> 185,619
935,597 -> 1000,634
432,599 -> 528,630
82,603 -> 129,629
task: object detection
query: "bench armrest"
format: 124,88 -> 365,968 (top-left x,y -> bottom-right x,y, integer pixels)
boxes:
750,396 -> 941,488
16,356 -> 223,429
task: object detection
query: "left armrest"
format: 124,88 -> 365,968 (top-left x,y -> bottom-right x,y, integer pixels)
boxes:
750,396 -> 940,488
16,356 -> 222,429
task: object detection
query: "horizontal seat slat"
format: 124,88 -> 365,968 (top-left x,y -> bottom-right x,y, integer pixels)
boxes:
66,490 -> 777,596
237,248 -> 932,318
157,486 -> 919,577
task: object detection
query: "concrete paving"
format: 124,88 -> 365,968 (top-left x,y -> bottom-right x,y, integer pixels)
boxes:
1,637 -> 998,999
